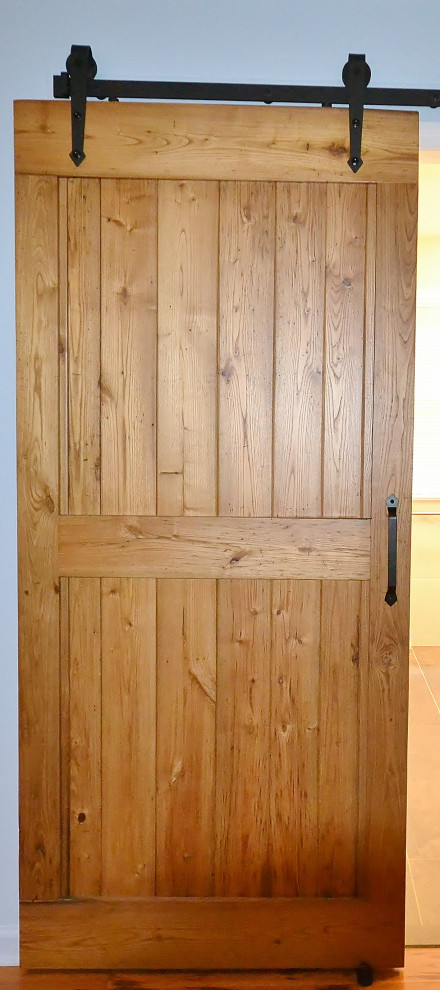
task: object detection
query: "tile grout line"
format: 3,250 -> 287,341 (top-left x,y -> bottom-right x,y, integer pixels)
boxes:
406,853 -> 424,927
412,647 -> 440,718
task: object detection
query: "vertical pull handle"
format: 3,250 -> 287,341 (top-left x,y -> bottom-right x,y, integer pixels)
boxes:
385,494 -> 399,606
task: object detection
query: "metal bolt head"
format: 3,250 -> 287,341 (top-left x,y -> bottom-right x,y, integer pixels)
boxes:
348,154 -> 363,173
70,148 -> 85,166
352,118 -> 361,128
73,111 -> 82,120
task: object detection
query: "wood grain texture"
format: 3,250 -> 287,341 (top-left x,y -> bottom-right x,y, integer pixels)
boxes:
156,579 -> 216,895
157,181 -> 218,515
65,177 -> 103,897
14,102 -> 419,183
318,581 -> 361,897
100,179 -> 157,515
208,185 -> 270,898
58,178 -> 68,517
318,186 -> 367,894
362,185 -> 377,519
273,183 -> 325,518
271,189 -> 324,898
67,178 -> 101,514
355,581 -> 371,901
156,180 -> 218,896
58,515 -> 371,579
270,580 -> 321,896
16,175 -> 61,901
19,897 -> 401,970
323,184 -> 366,518
59,573 -> 70,899
69,578 -> 102,896
365,185 -> 417,915
100,180 -> 158,897
58,178 -> 70,898
101,578 -> 156,896
216,581 -> 271,896
219,182 -> 275,517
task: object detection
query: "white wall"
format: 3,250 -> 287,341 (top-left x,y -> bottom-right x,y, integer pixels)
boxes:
2,0 -> 440,965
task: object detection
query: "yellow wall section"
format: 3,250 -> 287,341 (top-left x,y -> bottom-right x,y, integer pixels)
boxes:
410,200 -> 440,644
411,509 -> 440,645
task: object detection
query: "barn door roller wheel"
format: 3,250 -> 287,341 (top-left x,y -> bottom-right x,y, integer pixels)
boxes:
357,962 -> 374,986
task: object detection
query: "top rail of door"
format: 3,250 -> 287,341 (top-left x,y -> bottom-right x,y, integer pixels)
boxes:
14,101 -> 418,183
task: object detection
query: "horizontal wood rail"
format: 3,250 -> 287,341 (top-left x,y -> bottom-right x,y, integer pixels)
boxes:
14,102 -> 418,182
58,515 -> 370,579
21,897 -> 399,970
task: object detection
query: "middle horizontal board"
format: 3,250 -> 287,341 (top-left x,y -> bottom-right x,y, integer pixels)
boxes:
58,515 -> 370,579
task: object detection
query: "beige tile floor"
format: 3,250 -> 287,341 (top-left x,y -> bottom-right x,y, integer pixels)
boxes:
406,645 -> 440,946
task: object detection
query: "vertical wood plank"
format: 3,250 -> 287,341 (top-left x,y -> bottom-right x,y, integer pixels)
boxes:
100,179 -> 157,896
362,185 -> 377,520
273,182 -> 325,518
101,179 -> 157,515
270,182 -> 324,896
270,182 -> 324,897
270,580 -> 321,896
365,184 -> 417,916
156,580 -> 216,895
16,175 -> 60,900
69,579 -> 102,896
66,178 -> 102,897
323,184 -> 367,518
67,179 -> 101,514
156,181 -> 218,895
356,580 -> 371,899
59,576 -> 70,899
216,580 -> 272,896
157,181 -> 218,516
317,184 -> 367,898
58,178 -> 69,520
216,182 -> 275,895
58,178 -> 70,898
318,580 -> 361,897
101,578 -> 156,896
218,182 -> 275,517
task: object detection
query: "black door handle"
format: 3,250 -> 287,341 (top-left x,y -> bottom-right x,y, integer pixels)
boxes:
385,494 -> 399,606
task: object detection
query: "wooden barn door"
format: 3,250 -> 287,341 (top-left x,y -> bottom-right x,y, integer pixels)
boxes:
15,101 -> 418,971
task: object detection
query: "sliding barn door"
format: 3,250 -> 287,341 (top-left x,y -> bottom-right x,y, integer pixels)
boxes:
15,101 -> 418,971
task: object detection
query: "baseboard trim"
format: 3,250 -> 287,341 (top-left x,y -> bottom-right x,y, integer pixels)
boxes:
0,926 -> 19,966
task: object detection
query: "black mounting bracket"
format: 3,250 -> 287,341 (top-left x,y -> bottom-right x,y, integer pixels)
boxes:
64,46 -> 97,166
342,54 -> 371,172
54,45 -> 440,168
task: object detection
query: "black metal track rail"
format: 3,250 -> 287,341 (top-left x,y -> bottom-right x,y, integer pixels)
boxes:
54,75 -> 440,109
54,45 -> 440,169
